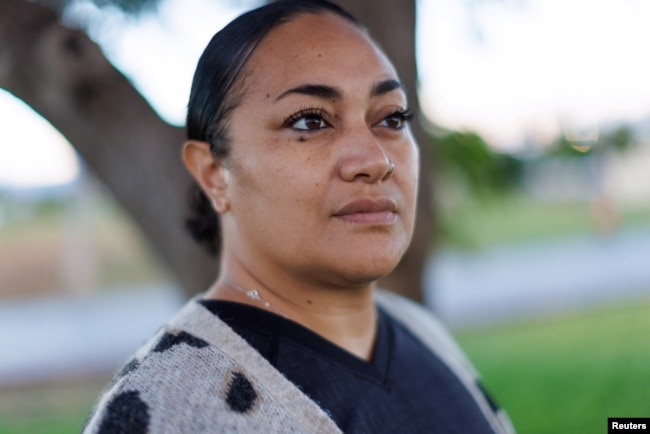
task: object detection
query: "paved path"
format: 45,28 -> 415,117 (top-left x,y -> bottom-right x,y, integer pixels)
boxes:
0,284 -> 184,386
426,224 -> 650,328
2,224 -> 650,385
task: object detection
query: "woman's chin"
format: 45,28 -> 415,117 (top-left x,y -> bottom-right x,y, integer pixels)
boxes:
332,256 -> 402,288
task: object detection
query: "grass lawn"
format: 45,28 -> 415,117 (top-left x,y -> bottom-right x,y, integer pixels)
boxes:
457,298 -> 650,434
440,195 -> 650,249
0,376 -> 108,434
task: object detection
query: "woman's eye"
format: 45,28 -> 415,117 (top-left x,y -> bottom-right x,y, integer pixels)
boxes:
293,115 -> 328,130
377,109 -> 413,130
284,108 -> 330,131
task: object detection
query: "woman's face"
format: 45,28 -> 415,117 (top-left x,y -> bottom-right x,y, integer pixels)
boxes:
220,12 -> 419,288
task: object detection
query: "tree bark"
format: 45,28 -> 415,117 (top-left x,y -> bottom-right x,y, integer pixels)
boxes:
0,0 -> 218,295
340,0 -> 434,303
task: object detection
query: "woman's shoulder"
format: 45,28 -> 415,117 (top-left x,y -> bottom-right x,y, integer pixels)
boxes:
375,289 -> 479,376
374,290 -> 467,362
375,289 -> 515,434
82,297 -> 341,434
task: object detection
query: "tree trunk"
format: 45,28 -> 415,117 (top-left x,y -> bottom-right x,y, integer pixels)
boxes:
0,0 -> 434,303
340,0 -> 435,303
0,0 -> 217,296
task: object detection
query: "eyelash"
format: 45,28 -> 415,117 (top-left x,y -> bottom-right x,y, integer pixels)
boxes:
282,106 -> 414,131
381,108 -> 413,130
282,107 -> 329,130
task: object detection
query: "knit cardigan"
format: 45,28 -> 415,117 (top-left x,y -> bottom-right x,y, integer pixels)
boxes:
83,290 -> 515,433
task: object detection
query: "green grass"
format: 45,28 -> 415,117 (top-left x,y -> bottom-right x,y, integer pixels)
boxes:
439,194 -> 650,249
457,299 -> 650,434
0,413 -> 88,434
0,377 -> 108,434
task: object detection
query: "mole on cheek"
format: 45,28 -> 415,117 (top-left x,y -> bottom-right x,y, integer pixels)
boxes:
298,136 -> 306,142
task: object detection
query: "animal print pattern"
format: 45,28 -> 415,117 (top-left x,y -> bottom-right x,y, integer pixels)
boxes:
82,292 -> 515,433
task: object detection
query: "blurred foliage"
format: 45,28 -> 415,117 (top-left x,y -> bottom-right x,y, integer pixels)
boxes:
38,0 -> 161,15
431,122 -> 643,248
607,125 -> 636,152
434,123 -> 636,202
432,131 -> 525,201
547,124 -> 636,159
41,0 -> 257,16
92,0 -> 158,14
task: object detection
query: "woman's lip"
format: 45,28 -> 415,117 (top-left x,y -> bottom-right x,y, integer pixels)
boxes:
332,198 -> 398,224
334,210 -> 397,224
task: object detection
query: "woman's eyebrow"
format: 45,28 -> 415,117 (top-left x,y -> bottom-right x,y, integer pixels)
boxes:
274,79 -> 404,102
370,79 -> 405,98
275,84 -> 341,101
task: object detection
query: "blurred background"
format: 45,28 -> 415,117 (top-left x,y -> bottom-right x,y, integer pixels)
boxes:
1,0 -> 650,433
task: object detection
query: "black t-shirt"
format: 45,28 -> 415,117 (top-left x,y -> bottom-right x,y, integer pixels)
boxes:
198,300 -> 497,434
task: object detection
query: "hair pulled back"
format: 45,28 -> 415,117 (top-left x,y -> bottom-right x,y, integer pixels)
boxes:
185,0 -> 359,255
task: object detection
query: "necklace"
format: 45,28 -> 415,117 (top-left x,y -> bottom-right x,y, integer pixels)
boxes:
223,278 -> 288,318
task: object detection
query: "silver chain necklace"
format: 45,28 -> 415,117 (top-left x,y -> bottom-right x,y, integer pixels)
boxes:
223,278 -> 288,318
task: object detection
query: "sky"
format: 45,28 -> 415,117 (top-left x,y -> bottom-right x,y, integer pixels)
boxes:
2,0 -> 650,188
0,91 -> 80,189
419,0 -> 650,148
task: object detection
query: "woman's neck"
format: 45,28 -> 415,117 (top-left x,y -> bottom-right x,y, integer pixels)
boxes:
204,272 -> 378,360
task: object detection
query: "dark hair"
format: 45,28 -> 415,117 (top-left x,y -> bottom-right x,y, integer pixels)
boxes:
185,0 -> 359,255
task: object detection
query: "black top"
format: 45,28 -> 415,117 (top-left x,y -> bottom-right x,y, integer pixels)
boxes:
198,299 -> 497,434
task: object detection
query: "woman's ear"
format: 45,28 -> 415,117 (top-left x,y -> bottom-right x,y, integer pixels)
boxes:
182,140 -> 230,213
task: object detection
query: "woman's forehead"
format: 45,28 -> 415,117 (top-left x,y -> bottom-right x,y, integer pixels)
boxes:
241,12 -> 399,98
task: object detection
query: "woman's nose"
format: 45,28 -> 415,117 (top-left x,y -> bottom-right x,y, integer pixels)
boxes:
337,127 -> 394,183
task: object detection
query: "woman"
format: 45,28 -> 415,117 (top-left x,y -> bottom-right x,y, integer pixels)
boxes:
84,1 -> 513,432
